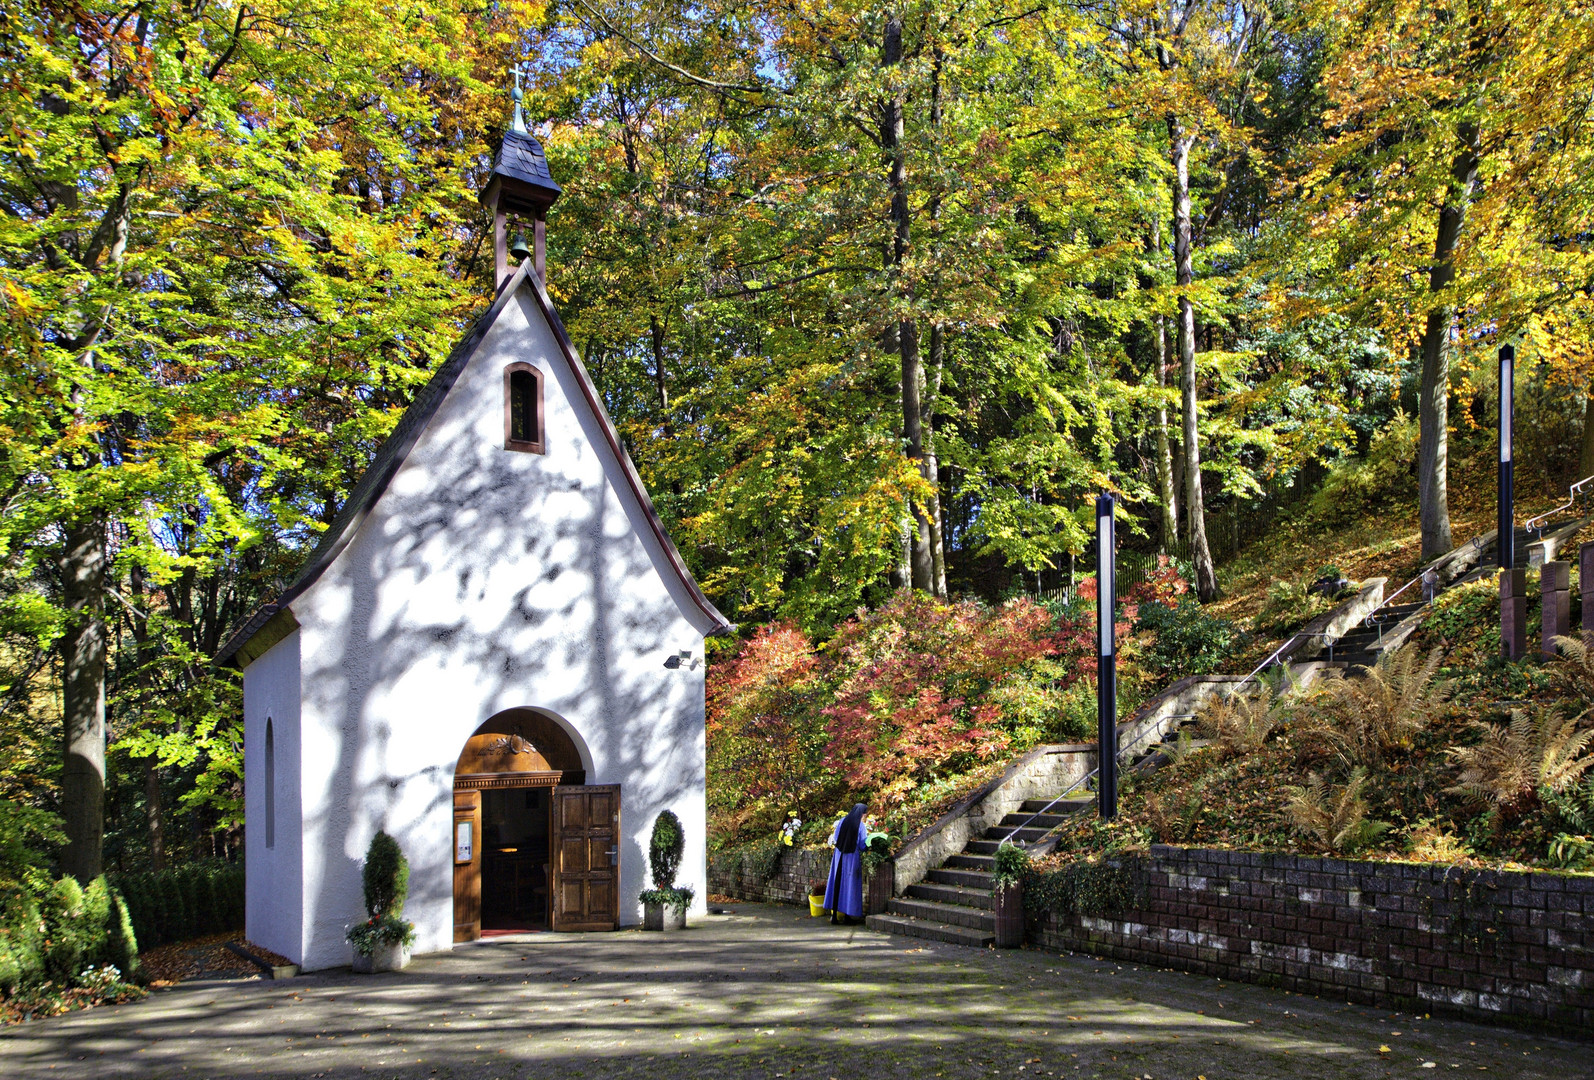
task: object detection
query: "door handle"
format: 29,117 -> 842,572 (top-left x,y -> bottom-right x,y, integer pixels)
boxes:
607,846 -> 618,865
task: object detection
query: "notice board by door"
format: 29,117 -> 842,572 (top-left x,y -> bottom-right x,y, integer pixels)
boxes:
550,785 -> 620,931
453,789 -> 482,942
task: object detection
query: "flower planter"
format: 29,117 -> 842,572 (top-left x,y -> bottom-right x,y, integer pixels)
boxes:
992,881 -> 1024,949
643,900 -> 687,931
352,940 -> 411,973
864,859 -> 894,915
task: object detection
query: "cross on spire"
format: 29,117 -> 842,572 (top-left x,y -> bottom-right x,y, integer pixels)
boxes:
510,61 -> 528,134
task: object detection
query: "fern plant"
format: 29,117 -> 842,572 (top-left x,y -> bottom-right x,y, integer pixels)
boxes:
1293,645 -> 1450,772
1547,635 -> 1594,711
1196,684 -> 1287,760
1284,767 -> 1391,853
1445,710 -> 1594,816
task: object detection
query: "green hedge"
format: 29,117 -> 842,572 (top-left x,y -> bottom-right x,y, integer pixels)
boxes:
112,862 -> 244,951
0,873 -> 140,997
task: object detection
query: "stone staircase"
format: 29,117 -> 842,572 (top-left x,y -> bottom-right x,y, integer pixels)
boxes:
1332,520 -> 1582,671
865,793 -> 1095,946
1328,600 -> 1428,669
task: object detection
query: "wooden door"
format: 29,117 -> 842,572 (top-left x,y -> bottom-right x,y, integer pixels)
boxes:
453,789 -> 482,941
550,785 -> 620,931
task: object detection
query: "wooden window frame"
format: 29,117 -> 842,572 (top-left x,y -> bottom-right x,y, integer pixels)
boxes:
504,362 -> 545,454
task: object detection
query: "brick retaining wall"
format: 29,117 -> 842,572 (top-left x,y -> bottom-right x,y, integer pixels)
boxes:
1029,845 -> 1594,1033
709,847 -> 832,905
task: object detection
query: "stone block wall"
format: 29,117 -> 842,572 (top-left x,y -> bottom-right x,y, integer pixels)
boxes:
1029,845 -> 1594,1033
708,847 -> 832,905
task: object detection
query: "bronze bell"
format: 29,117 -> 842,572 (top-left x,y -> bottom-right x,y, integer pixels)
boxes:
509,230 -> 532,263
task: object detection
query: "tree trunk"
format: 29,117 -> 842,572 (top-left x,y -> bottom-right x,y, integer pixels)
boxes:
927,324 -> 948,597
1580,386 -> 1594,480
1170,118 -> 1219,600
59,518 -> 108,881
881,13 -> 934,593
1417,122 -> 1480,560
648,313 -> 669,413
145,759 -> 165,871
1149,218 -> 1178,554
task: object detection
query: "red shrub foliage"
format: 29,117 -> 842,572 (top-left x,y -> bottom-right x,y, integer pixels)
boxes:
707,586 -> 1159,845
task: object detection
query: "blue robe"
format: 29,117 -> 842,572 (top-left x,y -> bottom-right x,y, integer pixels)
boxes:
823,815 -> 867,918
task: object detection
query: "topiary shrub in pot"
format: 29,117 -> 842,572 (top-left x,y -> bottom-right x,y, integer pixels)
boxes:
639,810 -> 694,930
346,831 -> 415,971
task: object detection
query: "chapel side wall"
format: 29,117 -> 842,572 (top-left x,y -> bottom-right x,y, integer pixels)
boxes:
242,629 -> 304,964
290,290 -> 707,970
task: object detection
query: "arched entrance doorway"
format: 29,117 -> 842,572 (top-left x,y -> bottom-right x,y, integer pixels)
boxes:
452,710 -> 619,939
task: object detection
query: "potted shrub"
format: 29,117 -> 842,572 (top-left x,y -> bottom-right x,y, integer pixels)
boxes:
860,831 -> 895,915
990,841 -> 1029,949
639,810 -> 694,931
807,879 -> 826,917
346,831 -> 416,972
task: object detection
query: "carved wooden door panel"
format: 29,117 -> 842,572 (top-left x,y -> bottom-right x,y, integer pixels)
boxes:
453,789 -> 482,942
550,785 -> 620,931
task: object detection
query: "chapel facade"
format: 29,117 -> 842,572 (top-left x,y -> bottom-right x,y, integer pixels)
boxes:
218,109 -> 732,970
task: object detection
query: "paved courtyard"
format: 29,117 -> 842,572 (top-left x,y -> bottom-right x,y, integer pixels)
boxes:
2,904 -> 1588,1079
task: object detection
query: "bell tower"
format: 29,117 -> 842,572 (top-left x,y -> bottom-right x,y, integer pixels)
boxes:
479,65 -> 562,290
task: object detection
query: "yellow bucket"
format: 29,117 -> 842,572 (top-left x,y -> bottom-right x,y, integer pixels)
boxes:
808,894 -> 826,917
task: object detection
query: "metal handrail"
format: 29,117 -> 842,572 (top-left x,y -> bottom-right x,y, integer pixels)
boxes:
1358,532 -> 1488,636
1524,474 -> 1594,536
1233,631 -> 1342,692
998,714 -> 1198,846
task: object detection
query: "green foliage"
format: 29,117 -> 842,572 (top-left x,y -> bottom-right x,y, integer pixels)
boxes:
1024,858 -> 1142,918
1305,414 -> 1419,524
346,915 -> 417,958
1133,598 -> 1245,677
648,811 -> 685,891
362,832 -> 411,920
0,872 -> 140,999
638,887 -> 696,914
109,863 -> 242,949
991,842 -> 1030,892
1253,579 -> 1334,638
859,834 -> 895,883
0,801 -> 64,888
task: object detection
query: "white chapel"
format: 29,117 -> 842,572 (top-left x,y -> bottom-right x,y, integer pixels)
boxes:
217,105 -> 733,970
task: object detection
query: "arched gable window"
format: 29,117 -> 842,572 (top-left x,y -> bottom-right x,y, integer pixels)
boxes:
264,718 -> 276,850
504,362 -> 545,454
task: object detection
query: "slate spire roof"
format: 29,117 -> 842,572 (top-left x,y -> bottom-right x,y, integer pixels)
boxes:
487,129 -> 562,204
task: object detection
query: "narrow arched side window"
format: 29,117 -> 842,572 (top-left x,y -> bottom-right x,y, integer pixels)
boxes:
504,362 -> 545,454
264,718 -> 276,850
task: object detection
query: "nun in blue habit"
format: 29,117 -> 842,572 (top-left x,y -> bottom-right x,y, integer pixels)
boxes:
823,803 -> 868,924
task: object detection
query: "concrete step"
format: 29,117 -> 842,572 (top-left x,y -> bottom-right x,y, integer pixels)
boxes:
866,913 -> 994,949
888,897 -> 995,930
964,839 -> 1007,855
927,866 -> 993,889
995,812 -> 1074,830
905,881 -> 994,909
944,853 -> 994,870
983,825 -> 1049,843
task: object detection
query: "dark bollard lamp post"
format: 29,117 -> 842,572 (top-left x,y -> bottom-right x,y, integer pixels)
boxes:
1096,492 -> 1118,821
1499,344 -> 1515,571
